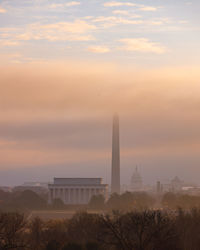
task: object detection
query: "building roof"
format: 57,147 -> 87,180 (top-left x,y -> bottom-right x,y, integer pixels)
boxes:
53,178 -> 103,185
131,167 -> 142,184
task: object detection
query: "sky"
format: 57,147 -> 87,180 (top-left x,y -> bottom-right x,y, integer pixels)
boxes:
0,0 -> 200,186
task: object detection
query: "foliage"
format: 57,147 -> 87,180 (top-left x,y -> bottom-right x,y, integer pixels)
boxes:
52,198 -> 65,209
89,195 -> 105,209
3,209 -> 200,249
162,192 -> 200,209
0,189 -> 46,211
0,212 -> 26,249
106,191 -> 155,211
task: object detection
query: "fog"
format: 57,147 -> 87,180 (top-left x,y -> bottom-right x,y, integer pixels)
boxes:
0,62 -> 200,186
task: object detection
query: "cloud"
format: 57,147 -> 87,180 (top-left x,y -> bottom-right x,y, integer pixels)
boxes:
0,7 -> 6,13
16,33 -> 95,41
112,10 -> 141,18
39,20 -> 95,34
112,10 -> 130,15
92,16 -> 143,28
179,20 -> 189,24
104,2 -> 160,14
50,1 -> 80,8
1,20 -> 96,42
139,6 -> 158,11
87,46 -> 110,53
0,40 -> 20,46
104,1 -> 159,11
66,1 -> 80,6
104,1 -> 136,7
119,38 -> 167,54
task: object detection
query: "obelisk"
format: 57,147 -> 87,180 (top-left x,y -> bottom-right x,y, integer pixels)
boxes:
111,114 -> 120,194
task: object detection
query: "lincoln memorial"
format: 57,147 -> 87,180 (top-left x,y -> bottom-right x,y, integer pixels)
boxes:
48,178 -> 108,205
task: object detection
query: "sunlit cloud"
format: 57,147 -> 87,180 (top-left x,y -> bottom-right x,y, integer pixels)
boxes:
87,46 -> 110,53
39,20 -> 96,34
112,10 -> 141,18
0,20 -> 96,43
112,10 -> 130,15
139,6 -> 158,12
179,20 -> 189,24
63,1 -> 80,7
104,1 -> 159,12
119,38 -> 167,54
92,16 -> 143,28
104,1 -> 136,7
49,1 -> 81,8
0,7 -> 6,13
0,40 -> 20,46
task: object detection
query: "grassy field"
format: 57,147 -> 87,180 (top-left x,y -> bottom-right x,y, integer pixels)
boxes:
28,210 -> 103,220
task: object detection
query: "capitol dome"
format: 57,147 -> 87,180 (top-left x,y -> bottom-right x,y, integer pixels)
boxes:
131,167 -> 143,191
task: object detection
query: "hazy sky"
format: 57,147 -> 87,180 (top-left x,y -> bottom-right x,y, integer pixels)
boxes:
0,0 -> 200,186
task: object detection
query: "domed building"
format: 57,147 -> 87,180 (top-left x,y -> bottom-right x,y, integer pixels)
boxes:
130,167 -> 143,191
171,176 -> 183,192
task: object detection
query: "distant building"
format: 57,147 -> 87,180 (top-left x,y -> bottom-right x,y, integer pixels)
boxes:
0,186 -> 12,192
171,176 -> 184,192
156,181 -> 162,194
13,182 -> 48,195
130,167 -> 143,191
13,186 -> 48,195
22,182 -> 48,188
48,178 -> 108,205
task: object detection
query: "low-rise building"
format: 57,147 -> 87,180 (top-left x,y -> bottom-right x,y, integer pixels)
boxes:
48,178 -> 108,205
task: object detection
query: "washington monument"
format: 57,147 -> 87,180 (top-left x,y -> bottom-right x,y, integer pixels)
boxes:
111,114 -> 120,194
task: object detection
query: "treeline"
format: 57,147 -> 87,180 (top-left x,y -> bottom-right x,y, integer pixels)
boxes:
90,192 -> 200,211
0,190 -> 47,211
89,192 -> 155,211
162,192 -> 200,209
0,190 -> 155,212
2,189 -> 200,212
1,209 -> 200,250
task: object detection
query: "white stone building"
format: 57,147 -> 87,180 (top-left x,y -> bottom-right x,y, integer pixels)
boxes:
130,167 -> 143,191
48,178 -> 108,205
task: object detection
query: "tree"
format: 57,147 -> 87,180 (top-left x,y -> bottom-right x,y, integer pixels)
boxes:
46,240 -> 61,250
106,192 -> 155,211
28,217 -> 44,250
52,198 -> 65,209
0,212 -> 26,249
106,193 -> 121,210
62,242 -> 83,250
89,195 -> 105,209
66,212 -> 101,246
13,190 -> 46,210
98,210 -> 179,250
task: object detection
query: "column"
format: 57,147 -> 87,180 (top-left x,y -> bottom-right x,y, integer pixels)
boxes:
77,188 -> 80,204
74,188 -> 77,204
68,188 -> 71,204
48,189 -> 52,204
65,188 -> 68,204
85,188 -> 88,204
82,188 -> 85,204
61,188 -> 64,203
60,188 -> 62,201
53,188 -> 56,200
89,188 -> 92,203
71,189 -> 73,204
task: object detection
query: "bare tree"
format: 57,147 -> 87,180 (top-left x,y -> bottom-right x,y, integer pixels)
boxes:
0,212 -> 27,250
